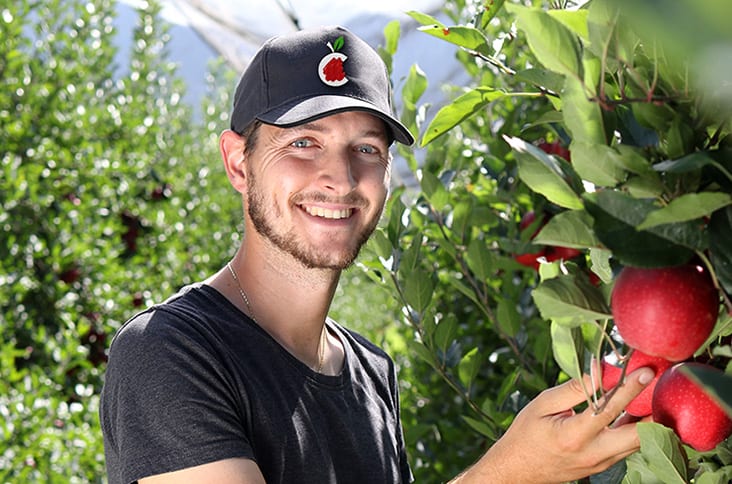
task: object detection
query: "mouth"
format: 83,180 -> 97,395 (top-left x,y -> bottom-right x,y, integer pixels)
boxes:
301,205 -> 354,220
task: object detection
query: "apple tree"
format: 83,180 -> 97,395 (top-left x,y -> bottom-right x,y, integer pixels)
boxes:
0,0 -> 242,479
365,0 -> 732,482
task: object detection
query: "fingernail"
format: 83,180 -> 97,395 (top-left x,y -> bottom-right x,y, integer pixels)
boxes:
638,368 -> 655,385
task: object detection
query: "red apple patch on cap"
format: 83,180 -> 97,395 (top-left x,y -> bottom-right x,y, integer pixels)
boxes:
319,36 -> 348,87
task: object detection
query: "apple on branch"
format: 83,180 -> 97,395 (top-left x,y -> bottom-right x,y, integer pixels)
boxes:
610,264 -> 720,362
652,362 -> 732,452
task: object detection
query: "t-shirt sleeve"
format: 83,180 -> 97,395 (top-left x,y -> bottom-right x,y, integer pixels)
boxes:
99,308 -> 252,484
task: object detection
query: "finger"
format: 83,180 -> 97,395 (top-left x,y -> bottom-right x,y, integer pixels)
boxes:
593,422 -> 643,459
532,374 -> 597,416
587,367 -> 655,428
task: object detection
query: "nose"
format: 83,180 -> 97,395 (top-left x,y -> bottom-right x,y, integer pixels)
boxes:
318,151 -> 357,195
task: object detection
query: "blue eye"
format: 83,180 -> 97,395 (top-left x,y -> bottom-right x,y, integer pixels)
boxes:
292,139 -> 311,148
357,145 -> 377,154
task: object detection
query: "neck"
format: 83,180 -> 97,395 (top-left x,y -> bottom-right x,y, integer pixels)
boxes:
208,240 -> 342,373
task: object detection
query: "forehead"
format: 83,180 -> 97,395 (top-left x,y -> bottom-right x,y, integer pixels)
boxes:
274,111 -> 390,139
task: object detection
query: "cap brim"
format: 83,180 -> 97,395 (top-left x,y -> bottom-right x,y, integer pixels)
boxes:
258,95 -> 415,146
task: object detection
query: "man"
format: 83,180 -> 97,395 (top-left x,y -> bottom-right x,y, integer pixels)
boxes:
99,26 -> 653,483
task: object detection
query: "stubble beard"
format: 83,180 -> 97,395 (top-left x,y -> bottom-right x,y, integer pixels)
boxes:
246,171 -> 383,271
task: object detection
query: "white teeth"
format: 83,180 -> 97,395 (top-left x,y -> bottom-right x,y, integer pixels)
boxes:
303,206 -> 352,219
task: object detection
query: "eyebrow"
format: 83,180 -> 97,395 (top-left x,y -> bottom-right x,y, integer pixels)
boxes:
291,118 -> 389,141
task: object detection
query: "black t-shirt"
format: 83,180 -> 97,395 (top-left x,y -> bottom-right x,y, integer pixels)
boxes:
100,284 -> 412,484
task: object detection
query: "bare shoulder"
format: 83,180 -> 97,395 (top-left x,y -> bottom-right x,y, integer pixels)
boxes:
139,458 -> 265,484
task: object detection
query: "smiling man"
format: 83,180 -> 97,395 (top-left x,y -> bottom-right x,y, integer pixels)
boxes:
99,26 -> 653,484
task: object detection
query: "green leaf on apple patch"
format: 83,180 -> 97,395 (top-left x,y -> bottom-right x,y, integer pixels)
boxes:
420,170 -> 450,211
636,192 -> 732,230
589,248 -> 613,284
514,68 -> 566,95
433,314 -> 457,356
505,4 -> 582,78
406,10 -> 446,30
562,75 -> 607,146
569,141 -> 627,187
710,205 -> 732,295
681,364 -> 732,418
533,273 -> 611,324
624,452 -> 666,484
589,458 -> 626,484
496,298 -> 521,338
421,88 -> 505,146
635,422 -> 689,483
653,151 -> 717,174
504,135 -> 584,210
402,268 -> 435,314
583,191 -> 698,267
458,347 -> 482,391
461,415 -> 498,441
465,239 -> 494,282
550,322 -> 584,380
533,209 -> 600,248
416,24 -> 491,57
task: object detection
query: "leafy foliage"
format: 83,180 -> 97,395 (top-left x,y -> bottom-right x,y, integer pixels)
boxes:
363,0 -> 732,482
0,0 -> 244,478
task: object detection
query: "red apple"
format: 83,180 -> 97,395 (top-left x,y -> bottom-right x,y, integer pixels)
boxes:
601,350 -> 673,417
610,264 -> 719,361
652,362 -> 732,452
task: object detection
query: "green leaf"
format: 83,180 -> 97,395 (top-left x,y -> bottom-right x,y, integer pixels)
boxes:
637,192 -> 732,230
496,298 -> 521,338
465,239 -> 494,282
710,206 -> 732,294
458,347 -> 483,390
636,422 -> 689,483
416,24 -> 492,57
422,88 -> 505,146
420,170 -> 449,211
589,248 -> 614,284
569,141 -> 627,187
504,135 -> 584,210
370,228 -> 393,261
533,273 -> 611,324
681,365 -> 732,418
401,64 -> 428,112
433,315 -> 457,355
562,75 -> 607,145
506,4 -> 583,77
461,415 -> 498,440
406,10 -> 446,29
548,9 -> 590,41
402,268 -> 435,313
533,209 -> 600,248
408,339 -> 438,370
653,151 -> 718,173
550,322 -> 584,380
583,191 -> 697,267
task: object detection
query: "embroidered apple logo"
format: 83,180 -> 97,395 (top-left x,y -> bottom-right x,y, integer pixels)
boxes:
318,36 -> 348,87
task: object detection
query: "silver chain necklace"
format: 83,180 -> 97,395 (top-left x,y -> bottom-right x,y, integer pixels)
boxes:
226,261 -> 327,373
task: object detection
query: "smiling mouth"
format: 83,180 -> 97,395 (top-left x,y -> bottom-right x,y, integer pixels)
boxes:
302,205 -> 353,220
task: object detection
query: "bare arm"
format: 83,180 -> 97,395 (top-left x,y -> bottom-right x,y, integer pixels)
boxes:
139,458 -> 266,484
450,367 -> 654,484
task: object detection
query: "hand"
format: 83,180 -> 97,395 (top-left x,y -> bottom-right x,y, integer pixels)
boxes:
451,367 -> 655,484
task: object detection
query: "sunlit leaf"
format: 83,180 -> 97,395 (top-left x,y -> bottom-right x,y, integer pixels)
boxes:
637,192 -> 731,230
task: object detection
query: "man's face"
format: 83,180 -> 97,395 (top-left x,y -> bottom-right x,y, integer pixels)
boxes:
244,111 -> 391,270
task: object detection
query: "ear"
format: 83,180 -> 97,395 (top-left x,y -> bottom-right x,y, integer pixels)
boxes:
220,129 -> 249,193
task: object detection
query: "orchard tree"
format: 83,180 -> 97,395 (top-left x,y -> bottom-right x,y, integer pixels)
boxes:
364,0 -> 732,482
0,0 -> 242,479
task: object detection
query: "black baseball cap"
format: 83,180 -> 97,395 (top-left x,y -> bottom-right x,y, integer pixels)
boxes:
230,26 -> 414,146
